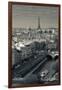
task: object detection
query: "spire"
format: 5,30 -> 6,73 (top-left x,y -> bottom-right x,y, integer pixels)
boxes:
38,17 -> 40,29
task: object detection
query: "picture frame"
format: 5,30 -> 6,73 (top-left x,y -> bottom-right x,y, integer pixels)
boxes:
8,2 -> 60,88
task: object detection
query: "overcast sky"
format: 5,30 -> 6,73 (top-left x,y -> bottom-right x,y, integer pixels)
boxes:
12,4 -> 59,29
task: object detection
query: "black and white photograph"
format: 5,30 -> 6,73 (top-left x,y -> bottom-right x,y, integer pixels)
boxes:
8,2 -> 60,87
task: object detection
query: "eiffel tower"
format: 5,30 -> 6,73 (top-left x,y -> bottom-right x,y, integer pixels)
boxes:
38,17 -> 41,29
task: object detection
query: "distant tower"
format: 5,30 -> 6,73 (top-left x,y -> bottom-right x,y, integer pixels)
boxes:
38,17 -> 41,29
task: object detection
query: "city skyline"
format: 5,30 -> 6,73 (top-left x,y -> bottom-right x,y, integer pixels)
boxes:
12,5 -> 59,29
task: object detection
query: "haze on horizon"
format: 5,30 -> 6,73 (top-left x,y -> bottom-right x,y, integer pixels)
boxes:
12,4 -> 59,29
